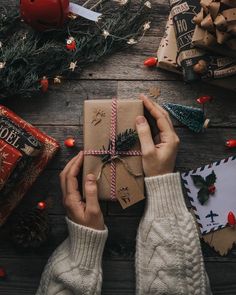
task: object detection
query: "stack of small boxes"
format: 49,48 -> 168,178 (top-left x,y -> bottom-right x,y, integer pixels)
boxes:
0,106 -> 59,225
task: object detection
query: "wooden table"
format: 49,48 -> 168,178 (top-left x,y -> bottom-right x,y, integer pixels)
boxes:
1,0 -> 236,294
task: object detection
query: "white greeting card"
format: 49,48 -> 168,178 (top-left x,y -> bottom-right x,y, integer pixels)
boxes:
182,156 -> 236,234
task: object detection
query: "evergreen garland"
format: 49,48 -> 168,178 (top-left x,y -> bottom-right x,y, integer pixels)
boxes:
102,128 -> 139,162
0,1 -> 151,99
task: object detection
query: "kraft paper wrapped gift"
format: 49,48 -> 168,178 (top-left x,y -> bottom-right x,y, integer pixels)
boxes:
83,99 -> 145,209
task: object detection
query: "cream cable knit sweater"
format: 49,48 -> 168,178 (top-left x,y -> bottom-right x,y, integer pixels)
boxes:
36,173 -> 211,295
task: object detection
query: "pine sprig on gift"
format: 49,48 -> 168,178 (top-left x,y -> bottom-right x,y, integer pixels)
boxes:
102,128 -> 139,162
0,1 -> 151,99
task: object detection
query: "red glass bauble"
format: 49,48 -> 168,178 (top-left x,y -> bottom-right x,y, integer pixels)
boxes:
20,0 -> 70,31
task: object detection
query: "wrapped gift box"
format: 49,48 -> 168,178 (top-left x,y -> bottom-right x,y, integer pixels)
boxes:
83,99 -> 144,209
0,106 -> 60,225
0,139 -> 22,191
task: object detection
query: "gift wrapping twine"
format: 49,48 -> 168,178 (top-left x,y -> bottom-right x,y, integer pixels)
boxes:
84,98 -> 142,200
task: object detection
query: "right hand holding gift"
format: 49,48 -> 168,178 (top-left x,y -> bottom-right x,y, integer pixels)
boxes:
136,94 -> 180,177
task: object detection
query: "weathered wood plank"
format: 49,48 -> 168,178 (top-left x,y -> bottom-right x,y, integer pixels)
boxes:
3,80 -> 235,126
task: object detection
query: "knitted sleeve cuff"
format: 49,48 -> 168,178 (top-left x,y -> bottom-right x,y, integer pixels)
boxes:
66,217 -> 108,269
144,172 -> 188,218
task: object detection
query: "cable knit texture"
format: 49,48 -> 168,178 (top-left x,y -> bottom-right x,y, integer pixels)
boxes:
36,218 -> 108,295
136,172 -> 212,295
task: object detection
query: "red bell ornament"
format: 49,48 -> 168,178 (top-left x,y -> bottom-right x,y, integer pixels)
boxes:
227,211 -> 236,227
20,0 -> 69,31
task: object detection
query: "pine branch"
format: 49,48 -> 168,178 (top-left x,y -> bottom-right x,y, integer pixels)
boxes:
102,128 -> 139,162
0,1 -> 150,99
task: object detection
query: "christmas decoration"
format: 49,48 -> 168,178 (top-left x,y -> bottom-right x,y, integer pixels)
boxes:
40,77 -> 49,93
64,137 -> 76,147
196,95 -> 213,104
37,201 -> 47,210
9,206 -> 50,249
227,211 -> 236,227
101,129 -> 138,162
192,0 -> 236,58
0,105 -> 59,226
193,59 -> 208,74
83,99 -> 144,209
149,86 -> 161,99
191,171 -> 217,205
20,0 -> 69,32
0,2 -> 150,99
163,103 -> 210,133
144,57 -> 157,67
156,12 -> 236,91
226,139 -> 236,148
66,37 -> 76,51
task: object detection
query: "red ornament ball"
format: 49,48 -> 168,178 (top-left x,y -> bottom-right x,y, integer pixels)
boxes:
66,37 -> 76,51
40,76 -> 49,93
64,137 -> 76,147
20,0 -> 69,31
37,201 -> 47,210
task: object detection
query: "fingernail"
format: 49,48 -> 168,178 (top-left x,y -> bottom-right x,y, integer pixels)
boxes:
86,173 -> 96,182
136,116 -> 146,125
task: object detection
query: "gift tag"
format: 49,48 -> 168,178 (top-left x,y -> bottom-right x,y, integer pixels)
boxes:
115,161 -> 145,209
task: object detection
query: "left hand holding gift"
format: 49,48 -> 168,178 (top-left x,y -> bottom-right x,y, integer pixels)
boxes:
136,94 -> 180,177
60,151 -> 105,230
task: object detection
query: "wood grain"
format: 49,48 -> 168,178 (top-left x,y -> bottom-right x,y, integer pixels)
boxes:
1,0 -> 236,294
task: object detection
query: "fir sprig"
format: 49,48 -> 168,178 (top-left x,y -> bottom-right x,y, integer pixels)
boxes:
102,128 -> 139,162
0,1 -> 150,99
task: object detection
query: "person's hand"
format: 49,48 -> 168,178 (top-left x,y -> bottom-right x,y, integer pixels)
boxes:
136,95 -> 180,177
60,151 -> 105,230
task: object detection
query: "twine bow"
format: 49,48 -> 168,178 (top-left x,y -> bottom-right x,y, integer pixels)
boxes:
193,0 -> 236,49
84,98 -> 142,200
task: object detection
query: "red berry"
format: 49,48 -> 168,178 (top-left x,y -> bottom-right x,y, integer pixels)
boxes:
228,211 -> 236,227
66,37 -> 76,51
208,185 -> 216,194
40,76 -> 49,93
226,139 -> 236,148
37,201 -> 47,210
64,137 -> 76,147
144,57 -> 157,67
196,95 -> 213,104
0,267 -> 6,278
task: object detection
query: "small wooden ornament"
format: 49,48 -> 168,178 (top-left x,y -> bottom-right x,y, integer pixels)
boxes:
193,59 -> 208,74
149,86 -> 161,99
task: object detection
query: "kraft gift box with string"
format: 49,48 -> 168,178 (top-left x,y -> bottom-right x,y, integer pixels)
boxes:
83,99 -> 145,209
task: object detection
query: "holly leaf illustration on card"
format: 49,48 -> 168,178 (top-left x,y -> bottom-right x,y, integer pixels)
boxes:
191,171 -> 217,205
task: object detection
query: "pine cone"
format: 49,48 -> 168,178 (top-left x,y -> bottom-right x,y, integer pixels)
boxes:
10,208 -> 50,249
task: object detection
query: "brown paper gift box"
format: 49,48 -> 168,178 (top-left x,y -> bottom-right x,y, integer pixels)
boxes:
83,99 -> 144,207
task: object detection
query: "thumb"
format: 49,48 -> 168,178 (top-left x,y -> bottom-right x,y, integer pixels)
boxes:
136,116 -> 155,156
85,174 -> 100,211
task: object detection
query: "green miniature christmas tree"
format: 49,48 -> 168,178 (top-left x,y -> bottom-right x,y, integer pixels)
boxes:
163,103 -> 210,133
